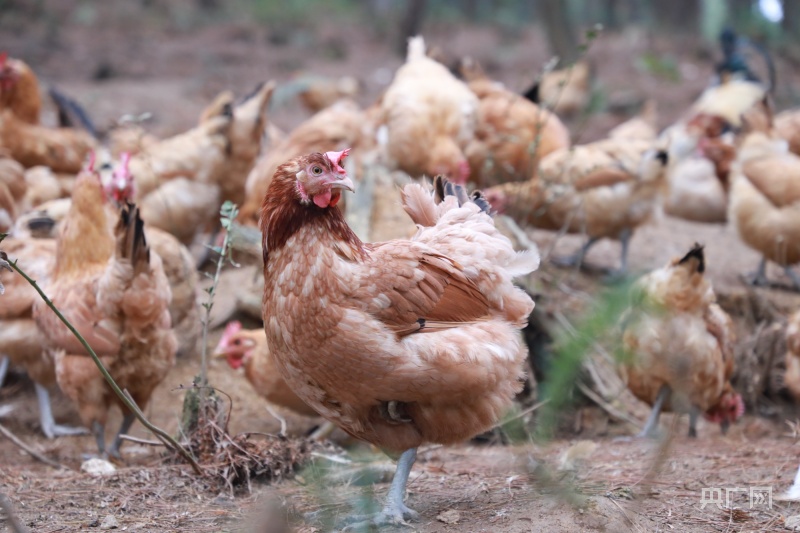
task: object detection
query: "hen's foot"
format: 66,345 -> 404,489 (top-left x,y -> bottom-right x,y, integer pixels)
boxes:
340,502 -> 420,531
43,423 -> 89,439
743,257 -> 769,287
602,268 -> 629,284
0,355 -> 9,388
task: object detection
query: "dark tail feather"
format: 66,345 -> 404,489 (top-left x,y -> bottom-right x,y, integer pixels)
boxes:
432,175 -> 491,215
522,81 -> 540,104
678,243 -> 705,273
48,87 -> 98,138
116,202 -> 150,275
469,190 -> 491,214
24,214 -> 57,237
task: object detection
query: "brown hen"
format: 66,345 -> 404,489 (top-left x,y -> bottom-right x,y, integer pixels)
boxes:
260,149 -> 537,527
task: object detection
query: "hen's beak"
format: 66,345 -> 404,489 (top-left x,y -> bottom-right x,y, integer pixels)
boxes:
212,348 -> 228,359
330,176 -> 355,192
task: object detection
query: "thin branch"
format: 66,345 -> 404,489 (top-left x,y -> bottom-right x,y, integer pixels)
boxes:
8,260 -> 202,475
200,202 -> 239,387
577,382 -> 643,429
0,422 -> 65,470
0,493 -> 30,533
118,434 -> 166,446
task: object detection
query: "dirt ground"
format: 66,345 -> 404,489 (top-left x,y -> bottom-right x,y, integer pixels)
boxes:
3,5 -> 800,532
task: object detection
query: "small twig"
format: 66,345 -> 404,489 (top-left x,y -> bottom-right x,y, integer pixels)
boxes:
118,434 -> 165,447
577,382 -> 643,430
496,399 -> 550,427
0,493 -> 29,533
0,422 -> 65,470
8,260 -> 202,475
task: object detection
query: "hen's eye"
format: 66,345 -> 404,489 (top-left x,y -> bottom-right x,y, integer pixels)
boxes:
311,166 -> 323,176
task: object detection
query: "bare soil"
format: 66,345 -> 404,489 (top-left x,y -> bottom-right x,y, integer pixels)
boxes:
2,6 -> 800,532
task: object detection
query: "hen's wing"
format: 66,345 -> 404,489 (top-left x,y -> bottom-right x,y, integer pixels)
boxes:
350,241 -> 490,337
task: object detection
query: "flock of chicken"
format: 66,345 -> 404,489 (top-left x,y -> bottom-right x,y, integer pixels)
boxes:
0,29 -> 799,525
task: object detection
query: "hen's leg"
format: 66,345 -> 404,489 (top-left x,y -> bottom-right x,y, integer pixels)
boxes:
638,385 -> 670,438
34,383 -> 88,439
0,355 -> 9,388
745,257 -> 769,286
92,421 -> 107,457
108,413 -> 136,459
607,228 -> 633,279
688,406 -> 700,438
784,266 -> 800,290
553,238 -> 598,269
308,421 -> 336,441
342,448 -> 420,531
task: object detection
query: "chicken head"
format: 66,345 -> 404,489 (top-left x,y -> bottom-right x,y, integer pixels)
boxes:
704,390 -> 745,433
295,149 -> 354,208
214,320 -> 256,370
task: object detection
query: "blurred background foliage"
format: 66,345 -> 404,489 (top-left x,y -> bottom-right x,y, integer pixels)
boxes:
0,0 -> 794,51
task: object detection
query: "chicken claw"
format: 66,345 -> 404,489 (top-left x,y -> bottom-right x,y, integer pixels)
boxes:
341,504 -> 419,531
35,383 -> 88,439
340,448 -> 420,531
743,257 -> 769,287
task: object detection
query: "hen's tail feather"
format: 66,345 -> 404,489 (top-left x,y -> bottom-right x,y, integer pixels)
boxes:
470,190 -> 491,214
433,175 -> 490,214
48,87 -> 98,138
407,36 -> 426,62
678,242 -> 705,274
116,202 -> 150,275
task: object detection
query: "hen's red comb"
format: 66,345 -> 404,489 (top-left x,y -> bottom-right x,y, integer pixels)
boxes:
0,53 -> 7,68
87,150 -> 97,173
116,152 -> 132,183
324,148 -> 350,174
219,321 -> 243,349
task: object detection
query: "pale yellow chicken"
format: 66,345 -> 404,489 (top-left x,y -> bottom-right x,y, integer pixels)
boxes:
689,78 -> 767,129
728,106 -> 800,288
214,321 -> 318,418
379,36 -> 478,184
34,164 -> 177,457
293,74 -> 360,114
621,244 -> 743,437
12,165 -> 200,359
0,237 -> 89,438
774,109 -> 800,157
459,58 -> 570,188
0,53 -> 41,124
0,109 -> 96,173
485,139 -> 669,274
525,60 -> 591,117
0,155 -> 25,232
785,310 -> 800,401
130,82 -> 274,244
659,123 -> 733,224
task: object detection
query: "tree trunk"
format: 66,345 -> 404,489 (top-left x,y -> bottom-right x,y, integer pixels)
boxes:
728,0 -> 753,27
783,0 -> 800,35
600,0 -> 622,31
538,0 -> 579,64
397,0 -> 428,56
652,0 -> 700,33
